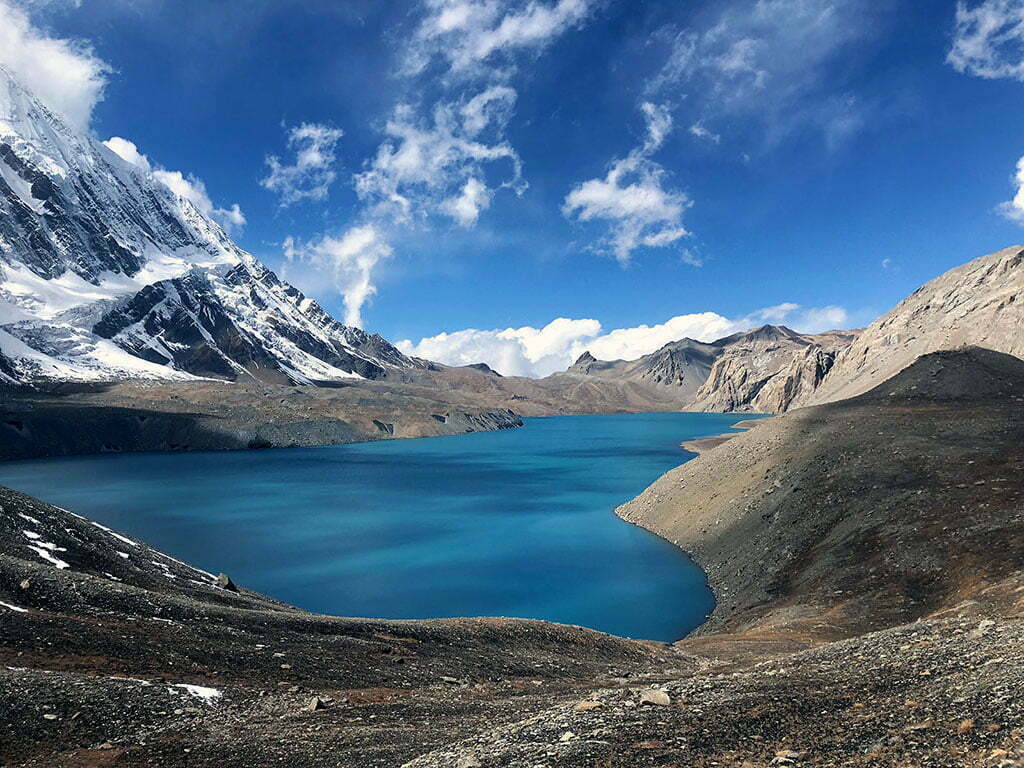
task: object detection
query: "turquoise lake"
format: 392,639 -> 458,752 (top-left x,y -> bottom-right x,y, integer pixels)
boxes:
0,412 -> 753,641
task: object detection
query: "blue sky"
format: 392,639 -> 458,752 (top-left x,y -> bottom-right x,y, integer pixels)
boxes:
5,0 -> 1024,375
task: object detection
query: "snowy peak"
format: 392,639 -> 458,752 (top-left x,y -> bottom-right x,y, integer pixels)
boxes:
0,68 -> 420,386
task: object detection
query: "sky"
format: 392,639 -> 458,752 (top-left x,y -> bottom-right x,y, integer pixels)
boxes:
3,0 -> 1024,376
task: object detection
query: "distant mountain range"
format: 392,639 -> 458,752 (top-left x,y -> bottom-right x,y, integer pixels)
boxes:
557,324 -> 859,413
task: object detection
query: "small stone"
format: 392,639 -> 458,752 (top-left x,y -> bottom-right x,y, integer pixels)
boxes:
634,740 -> 666,749
306,696 -> 326,711
639,688 -> 671,707
574,700 -> 603,712
559,731 -> 575,742
280,663 -> 292,670
18,579 -> 30,590
42,714 -> 58,720
98,743 -> 115,750
905,720 -> 934,731
958,719 -> 974,734
216,573 -> 239,592
455,757 -> 481,768
441,676 -> 461,685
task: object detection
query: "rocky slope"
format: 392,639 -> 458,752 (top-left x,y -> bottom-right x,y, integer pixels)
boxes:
0,66 -> 424,386
3,347 -> 1024,767
796,245 -> 1024,407
688,326 -> 856,412
555,325 -> 858,414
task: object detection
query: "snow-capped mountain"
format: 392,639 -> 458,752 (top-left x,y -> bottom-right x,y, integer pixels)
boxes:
0,66 -> 422,386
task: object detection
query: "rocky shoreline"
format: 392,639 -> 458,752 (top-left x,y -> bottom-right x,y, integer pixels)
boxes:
0,379 -> 524,461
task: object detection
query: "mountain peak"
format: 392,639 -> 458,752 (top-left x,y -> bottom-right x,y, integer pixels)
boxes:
0,72 -> 421,386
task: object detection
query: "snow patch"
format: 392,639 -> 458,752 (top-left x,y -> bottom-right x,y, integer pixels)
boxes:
91,521 -> 138,547
0,600 -> 28,613
22,531 -> 70,569
169,683 -> 222,704
25,545 -> 69,569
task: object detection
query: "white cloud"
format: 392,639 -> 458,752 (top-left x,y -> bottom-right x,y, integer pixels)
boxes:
563,102 -> 690,264
354,94 -> 524,226
649,0 -> 874,147
104,136 -> 247,235
681,249 -> 704,267
261,122 -> 344,206
405,0 -> 596,76
282,226 -> 392,328
440,177 -> 493,226
152,170 -> 247,235
103,136 -> 152,173
689,121 -> 721,144
0,0 -> 110,128
999,155 -> 1024,223
948,0 -> 1024,80
399,302 -> 856,377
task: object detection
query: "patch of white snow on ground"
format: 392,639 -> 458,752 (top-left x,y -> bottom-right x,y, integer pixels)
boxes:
21,530 -> 70,568
17,512 -> 40,525
0,600 -> 28,612
91,521 -> 139,547
170,683 -> 222,704
26,545 -> 70,569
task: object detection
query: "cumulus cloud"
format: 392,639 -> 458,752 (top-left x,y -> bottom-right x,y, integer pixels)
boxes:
282,226 -> 392,328
354,94 -> 524,226
0,0 -> 110,128
948,0 -> 1024,80
104,136 -> 247,234
998,155 -> 1024,223
563,102 -> 690,264
261,122 -> 345,206
399,318 -> 601,377
649,0 -> 874,147
399,303 -> 855,377
405,0 -> 596,76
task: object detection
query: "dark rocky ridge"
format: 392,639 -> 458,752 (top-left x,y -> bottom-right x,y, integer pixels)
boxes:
0,378 -> 523,461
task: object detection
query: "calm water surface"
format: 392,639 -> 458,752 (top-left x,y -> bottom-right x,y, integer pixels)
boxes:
0,412 -> 755,641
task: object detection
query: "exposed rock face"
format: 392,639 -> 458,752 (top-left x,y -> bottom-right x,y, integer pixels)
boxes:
690,329 -> 852,413
798,245 -> 1024,407
0,66 -> 423,386
561,326 -> 858,413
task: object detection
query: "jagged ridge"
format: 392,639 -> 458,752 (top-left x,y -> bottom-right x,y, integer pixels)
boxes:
0,67 -> 422,386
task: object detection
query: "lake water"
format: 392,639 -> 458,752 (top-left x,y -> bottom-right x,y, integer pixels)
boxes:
0,412 -> 752,641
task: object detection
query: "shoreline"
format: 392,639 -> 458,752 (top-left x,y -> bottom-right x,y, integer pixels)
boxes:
679,417 -> 770,455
